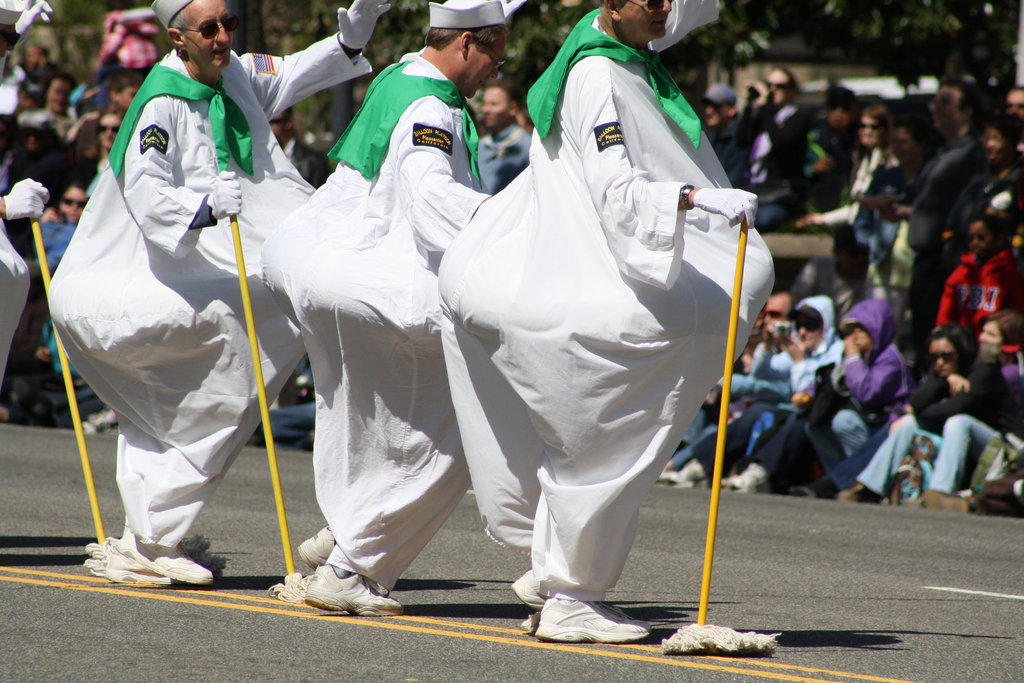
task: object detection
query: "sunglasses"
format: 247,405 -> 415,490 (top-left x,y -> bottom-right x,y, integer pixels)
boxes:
0,30 -> 20,48
99,124 -> 120,133
182,14 -> 240,40
61,198 -> 88,208
858,122 -> 883,130
473,42 -> 505,70
928,351 -> 958,364
626,0 -> 671,11
793,317 -> 823,332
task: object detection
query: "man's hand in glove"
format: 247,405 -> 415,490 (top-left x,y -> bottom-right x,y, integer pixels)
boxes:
210,171 -> 242,220
2,179 -> 49,220
337,0 -> 391,51
692,188 -> 758,228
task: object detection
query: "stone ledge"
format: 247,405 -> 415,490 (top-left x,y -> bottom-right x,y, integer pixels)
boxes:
761,232 -> 833,259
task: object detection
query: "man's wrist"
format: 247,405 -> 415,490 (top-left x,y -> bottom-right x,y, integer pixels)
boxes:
680,184 -> 696,210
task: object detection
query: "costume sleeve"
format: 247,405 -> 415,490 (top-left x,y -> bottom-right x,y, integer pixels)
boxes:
121,96 -> 215,258
241,34 -> 372,119
393,98 -> 488,255
562,58 -> 683,289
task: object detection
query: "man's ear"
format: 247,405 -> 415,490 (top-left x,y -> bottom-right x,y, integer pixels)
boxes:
459,31 -> 473,59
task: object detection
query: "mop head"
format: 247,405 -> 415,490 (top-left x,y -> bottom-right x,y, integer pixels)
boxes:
83,534 -> 226,584
661,624 -> 779,656
268,572 -> 314,603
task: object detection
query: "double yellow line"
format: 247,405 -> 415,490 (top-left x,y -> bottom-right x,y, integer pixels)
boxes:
0,566 -> 921,683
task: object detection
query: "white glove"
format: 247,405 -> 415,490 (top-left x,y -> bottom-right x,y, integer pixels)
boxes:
3,179 -> 49,220
692,187 -> 758,228
15,0 -> 53,36
210,171 -> 241,220
337,0 -> 391,51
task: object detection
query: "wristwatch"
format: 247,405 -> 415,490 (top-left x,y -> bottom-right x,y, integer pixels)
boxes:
680,184 -> 696,210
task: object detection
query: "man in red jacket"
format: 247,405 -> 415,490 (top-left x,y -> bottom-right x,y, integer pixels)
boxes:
936,212 -> 1024,334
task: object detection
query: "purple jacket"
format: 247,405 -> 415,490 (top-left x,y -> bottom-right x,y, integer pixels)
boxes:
839,299 -> 914,413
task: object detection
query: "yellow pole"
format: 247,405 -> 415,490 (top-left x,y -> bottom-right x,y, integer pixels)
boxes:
30,218 -> 105,543
697,217 -> 749,626
230,215 -> 295,575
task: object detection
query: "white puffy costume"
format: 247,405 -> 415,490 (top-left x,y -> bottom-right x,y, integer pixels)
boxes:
439,4 -> 775,601
49,41 -> 372,549
261,52 -> 487,590
0,224 -> 28,384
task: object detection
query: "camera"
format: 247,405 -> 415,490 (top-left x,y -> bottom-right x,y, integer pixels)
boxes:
772,321 -> 792,337
747,84 -> 761,101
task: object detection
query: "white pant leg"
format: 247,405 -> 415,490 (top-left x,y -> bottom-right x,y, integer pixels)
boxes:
0,233 -> 28,385
310,308 -> 469,591
442,316 -> 541,553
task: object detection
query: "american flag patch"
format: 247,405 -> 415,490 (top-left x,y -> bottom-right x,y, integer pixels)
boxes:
252,53 -> 275,74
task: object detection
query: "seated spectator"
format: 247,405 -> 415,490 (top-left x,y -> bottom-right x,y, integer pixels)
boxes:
840,323 -> 1016,503
665,296 -> 842,489
805,85 -> 858,213
38,183 -> 88,271
15,109 -> 68,208
790,224 -> 880,321
918,310 -> 1024,507
935,211 -> 1024,335
804,298 -> 914,472
799,102 -> 897,230
737,66 -> 815,232
659,292 -> 794,481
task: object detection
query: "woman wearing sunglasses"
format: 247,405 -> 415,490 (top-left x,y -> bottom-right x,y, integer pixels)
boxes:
48,0 -> 389,587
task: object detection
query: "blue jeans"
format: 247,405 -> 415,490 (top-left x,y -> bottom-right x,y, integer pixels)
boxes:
929,414 -> 998,493
805,408 -> 875,473
857,415 -> 919,495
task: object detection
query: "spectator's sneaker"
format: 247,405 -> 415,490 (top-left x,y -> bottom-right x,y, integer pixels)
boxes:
82,407 -> 118,434
511,570 -> 546,611
661,459 -> 707,488
535,599 -> 650,643
297,527 -> 335,570
303,564 -> 403,616
724,463 -> 770,493
115,531 -> 214,585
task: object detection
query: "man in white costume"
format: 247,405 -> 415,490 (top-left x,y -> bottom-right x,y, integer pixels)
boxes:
261,0 -> 523,615
48,0 -> 389,586
439,0 -> 774,642
1,0 -> 54,400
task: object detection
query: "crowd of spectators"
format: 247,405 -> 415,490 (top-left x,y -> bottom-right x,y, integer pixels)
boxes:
1,14 -> 1022,519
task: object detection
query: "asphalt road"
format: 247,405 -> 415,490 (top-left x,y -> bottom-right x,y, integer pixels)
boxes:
2,422 -> 1022,682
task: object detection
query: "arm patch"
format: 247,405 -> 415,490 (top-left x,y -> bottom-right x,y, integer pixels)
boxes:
412,123 -> 454,154
140,124 -> 169,156
594,122 -> 625,151
251,53 -> 276,74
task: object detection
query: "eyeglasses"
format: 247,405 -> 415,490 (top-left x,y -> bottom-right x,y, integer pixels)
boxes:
858,122 -> 882,130
61,198 -> 88,208
1006,103 -> 1024,111
473,42 -> 505,70
182,14 -> 240,40
793,317 -> 823,332
0,30 -> 20,48
928,350 -> 958,364
99,124 -> 119,133
626,0 -> 671,11
766,81 -> 792,91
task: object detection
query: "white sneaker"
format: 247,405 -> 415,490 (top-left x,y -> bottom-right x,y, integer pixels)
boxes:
297,527 -> 335,570
85,539 -> 172,585
303,564 -> 403,616
114,532 -> 214,585
511,570 -> 546,611
535,599 -> 650,643
726,462 -> 770,493
662,459 -> 708,488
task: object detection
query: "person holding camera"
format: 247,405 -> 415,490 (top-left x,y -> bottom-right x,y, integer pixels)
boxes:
736,66 -> 815,232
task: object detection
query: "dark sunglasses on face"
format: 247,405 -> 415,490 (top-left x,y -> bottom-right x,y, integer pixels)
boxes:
859,122 -> 882,130
793,317 -> 823,332
928,351 -> 958,364
183,14 -> 240,40
61,198 -> 87,208
99,125 -> 119,133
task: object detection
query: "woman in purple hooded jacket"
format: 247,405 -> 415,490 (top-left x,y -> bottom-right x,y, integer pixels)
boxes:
805,298 -> 915,471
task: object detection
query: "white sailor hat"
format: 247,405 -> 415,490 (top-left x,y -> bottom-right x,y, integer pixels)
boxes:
428,0 -> 526,29
0,0 -> 26,26
151,0 -> 194,28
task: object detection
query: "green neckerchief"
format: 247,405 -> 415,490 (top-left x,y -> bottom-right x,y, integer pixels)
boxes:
109,64 -> 254,177
329,60 -> 479,182
527,9 -> 701,148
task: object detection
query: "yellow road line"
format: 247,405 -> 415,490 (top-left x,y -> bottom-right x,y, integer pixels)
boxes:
0,566 -> 923,683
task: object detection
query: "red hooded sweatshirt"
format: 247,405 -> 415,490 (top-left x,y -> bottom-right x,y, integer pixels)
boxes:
936,247 -> 1024,333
